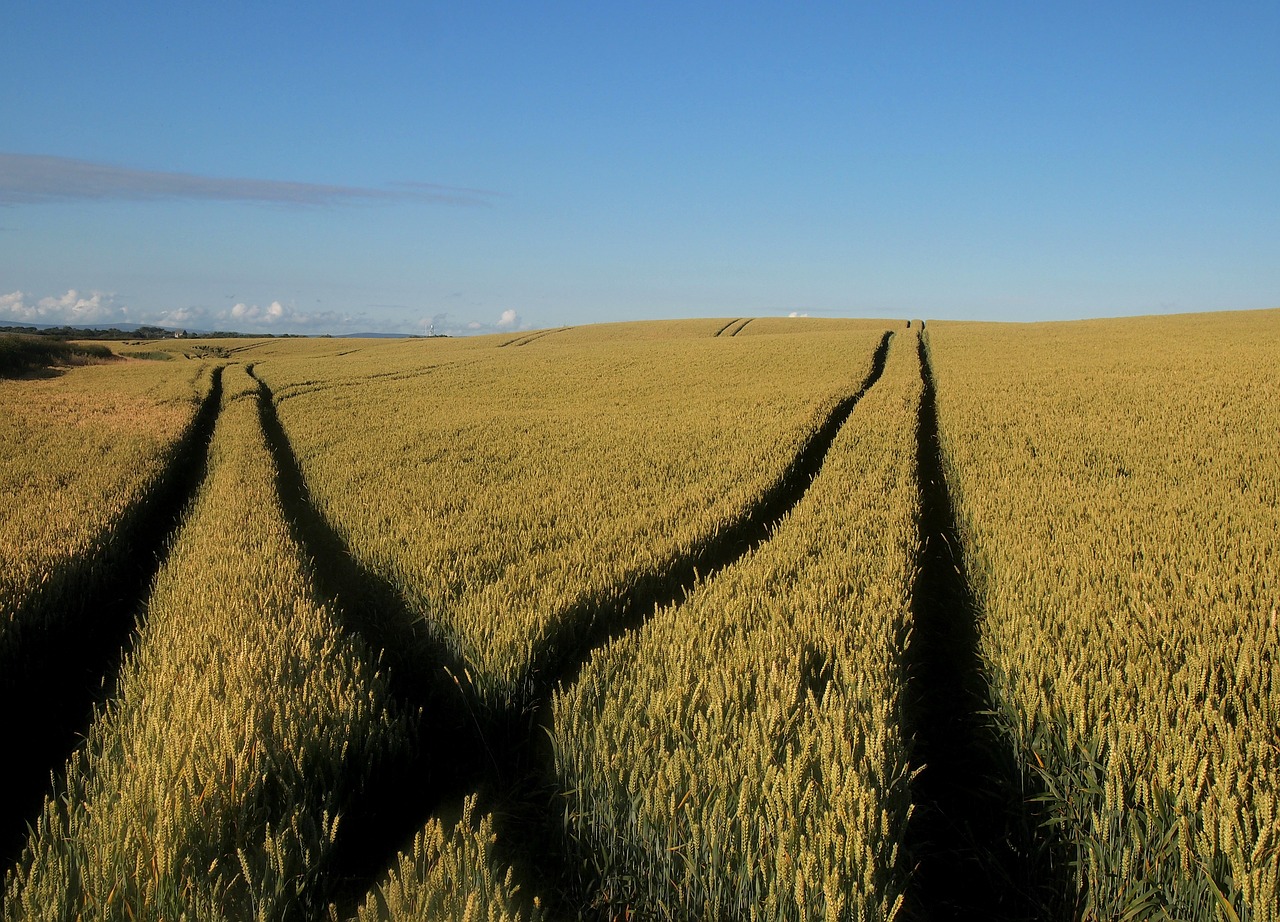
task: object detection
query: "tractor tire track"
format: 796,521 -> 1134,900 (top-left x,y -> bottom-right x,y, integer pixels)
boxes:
902,331 -> 1046,921
0,365 -> 224,866
247,333 -> 893,916
729,317 -> 754,336
247,365 -> 482,911
500,327 -> 570,348
488,330 -> 896,917
712,318 -> 741,337
267,358 -> 478,405
521,330 -> 893,699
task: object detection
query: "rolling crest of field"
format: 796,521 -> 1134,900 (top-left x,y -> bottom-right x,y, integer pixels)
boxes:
1,311 -> 1277,920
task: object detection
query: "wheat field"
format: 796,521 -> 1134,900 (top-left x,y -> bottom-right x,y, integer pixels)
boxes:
1,312 -> 1275,921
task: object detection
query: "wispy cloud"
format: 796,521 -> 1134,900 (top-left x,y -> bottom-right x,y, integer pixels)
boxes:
0,153 -> 497,207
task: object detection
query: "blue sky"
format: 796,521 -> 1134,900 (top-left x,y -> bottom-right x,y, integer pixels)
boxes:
1,2 -> 1276,334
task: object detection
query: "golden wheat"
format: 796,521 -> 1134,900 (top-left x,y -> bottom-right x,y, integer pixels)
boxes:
543,330 -> 919,920
926,310 -> 1280,920
252,321 -> 895,715
0,358 -> 213,649
4,364 -> 409,921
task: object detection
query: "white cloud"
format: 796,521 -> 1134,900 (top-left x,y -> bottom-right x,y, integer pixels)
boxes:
0,287 -> 376,334
0,290 -> 31,321
0,288 -> 129,324
224,300 -> 305,325
155,306 -> 209,326
788,310 -> 810,318
2,288 -> 525,337
217,299 -> 360,333
426,308 -> 529,336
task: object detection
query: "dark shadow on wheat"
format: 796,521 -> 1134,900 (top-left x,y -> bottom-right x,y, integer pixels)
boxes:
0,366 -> 224,866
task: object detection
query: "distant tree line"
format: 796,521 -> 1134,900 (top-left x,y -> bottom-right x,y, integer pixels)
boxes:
0,325 -> 270,341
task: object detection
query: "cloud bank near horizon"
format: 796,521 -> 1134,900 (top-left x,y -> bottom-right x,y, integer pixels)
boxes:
0,153 -> 497,207
1,288 -> 529,337
0,289 -> 356,332
0,289 -> 130,325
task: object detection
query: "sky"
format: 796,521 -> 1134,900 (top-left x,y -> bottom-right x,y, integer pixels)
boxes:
1,2 -> 1277,335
